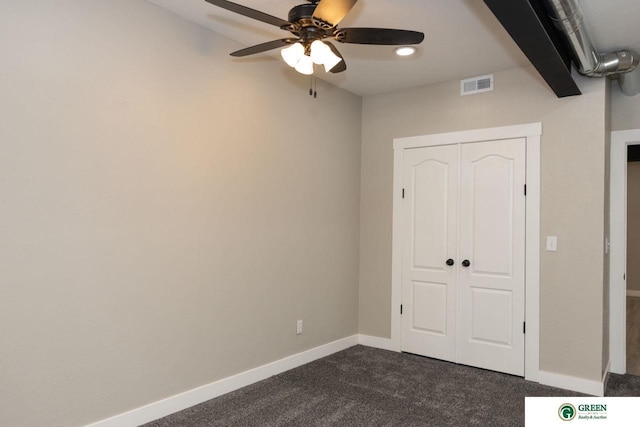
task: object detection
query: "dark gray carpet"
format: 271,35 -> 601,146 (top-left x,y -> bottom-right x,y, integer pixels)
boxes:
144,345 -> 640,427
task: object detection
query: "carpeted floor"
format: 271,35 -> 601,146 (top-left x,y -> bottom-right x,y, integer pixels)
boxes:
144,345 -> 640,427
627,296 -> 640,376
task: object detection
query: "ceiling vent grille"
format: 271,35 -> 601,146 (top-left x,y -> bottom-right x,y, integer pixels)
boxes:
460,74 -> 494,96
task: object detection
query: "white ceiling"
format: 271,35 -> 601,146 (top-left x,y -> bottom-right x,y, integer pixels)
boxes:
580,0 -> 640,54
146,0 -> 640,96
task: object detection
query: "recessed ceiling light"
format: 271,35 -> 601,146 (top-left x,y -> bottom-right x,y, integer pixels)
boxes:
395,46 -> 417,57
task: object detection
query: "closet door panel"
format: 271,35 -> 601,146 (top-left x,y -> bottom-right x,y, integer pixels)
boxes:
401,145 -> 458,362
457,138 -> 526,376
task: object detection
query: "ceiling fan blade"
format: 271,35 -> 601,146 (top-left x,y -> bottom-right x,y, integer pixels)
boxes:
204,0 -> 291,28
312,0 -> 358,29
336,28 -> 425,45
230,39 -> 297,57
324,41 -> 347,73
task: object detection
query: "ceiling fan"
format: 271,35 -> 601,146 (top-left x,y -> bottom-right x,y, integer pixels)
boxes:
204,0 -> 425,75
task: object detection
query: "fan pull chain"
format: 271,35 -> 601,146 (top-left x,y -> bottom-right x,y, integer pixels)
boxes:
309,76 -> 318,99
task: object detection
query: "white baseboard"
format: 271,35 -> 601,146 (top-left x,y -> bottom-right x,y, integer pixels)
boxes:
539,370 -> 604,396
87,335 -> 359,427
627,290 -> 640,298
360,335 -> 609,397
360,336 -> 609,397
84,333 -> 612,425
358,334 -> 397,352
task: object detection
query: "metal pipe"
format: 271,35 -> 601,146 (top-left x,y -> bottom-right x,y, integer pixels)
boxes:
619,66 -> 640,96
542,0 -> 639,93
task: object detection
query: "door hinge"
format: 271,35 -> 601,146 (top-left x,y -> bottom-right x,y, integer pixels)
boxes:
402,188 -> 405,199
400,304 -> 403,315
524,184 -> 527,196
523,322 -> 526,334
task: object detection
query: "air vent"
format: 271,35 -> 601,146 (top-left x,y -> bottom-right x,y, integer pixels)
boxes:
460,74 -> 494,96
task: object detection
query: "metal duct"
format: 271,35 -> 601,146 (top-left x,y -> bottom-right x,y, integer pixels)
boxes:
542,0 -> 640,95
619,66 -> 640,96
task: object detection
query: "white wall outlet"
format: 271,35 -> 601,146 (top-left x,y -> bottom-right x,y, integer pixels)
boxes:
546,236 -> 558,252
296,320 -> 303,335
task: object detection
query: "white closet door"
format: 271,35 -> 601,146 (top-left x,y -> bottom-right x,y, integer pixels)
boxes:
456,138 -> 526,376
401,145 -> 458,361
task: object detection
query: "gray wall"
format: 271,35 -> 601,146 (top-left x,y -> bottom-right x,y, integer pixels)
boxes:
359,66 -> 609,382
628,163 -> 640,293
0,2 -> 362,426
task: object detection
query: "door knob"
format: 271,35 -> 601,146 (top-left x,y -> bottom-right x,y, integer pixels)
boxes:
446,258 -> 455,266
462,259 -> 471,267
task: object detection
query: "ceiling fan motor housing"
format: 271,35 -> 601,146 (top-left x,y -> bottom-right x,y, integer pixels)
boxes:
288,3 -> 317,25
287,3 -> 335,43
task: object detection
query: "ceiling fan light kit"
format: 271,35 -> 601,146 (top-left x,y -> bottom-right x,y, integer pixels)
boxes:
205,0 -> 424,77
281,40 -> 343,74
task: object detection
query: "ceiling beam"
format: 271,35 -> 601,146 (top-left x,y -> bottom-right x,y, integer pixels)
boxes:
483,0 -> 581,98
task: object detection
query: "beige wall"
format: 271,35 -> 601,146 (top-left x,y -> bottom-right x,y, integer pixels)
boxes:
0,2 -> 362,426
2,1 -> 624,424
603,81 -> 611,375
612,83 -> 640,130
359,66 -> 609,382
628,163 -> 640,292
611,78 -> 640,373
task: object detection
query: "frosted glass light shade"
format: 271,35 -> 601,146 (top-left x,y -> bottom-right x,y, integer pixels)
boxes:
294,54 -> 314,75
281,43 -> 304,67
309,40 -> 342,73
322,51 -> 342,73
310,40 -> 329,65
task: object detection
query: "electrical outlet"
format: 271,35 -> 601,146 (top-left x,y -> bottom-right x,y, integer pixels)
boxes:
296,320 -> 303,335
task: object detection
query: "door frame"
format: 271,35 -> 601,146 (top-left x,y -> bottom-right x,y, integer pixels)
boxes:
391,123 -> 541,382
609,129 -> 640,374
